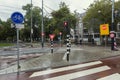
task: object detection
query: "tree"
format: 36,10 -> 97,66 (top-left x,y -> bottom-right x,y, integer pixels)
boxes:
22,4 -> 42,41
50,2 -> 77,39
83,0 -> 120,31
83,0 -> 120,44
0,19 -> 16,42
83,0 -> 111,31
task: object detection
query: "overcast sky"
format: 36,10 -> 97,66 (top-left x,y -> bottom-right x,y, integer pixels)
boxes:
0,0 -> 96,21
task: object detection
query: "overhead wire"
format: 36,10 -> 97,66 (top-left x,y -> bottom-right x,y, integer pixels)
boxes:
0,4 -> 26,14
0,4 -> 22,9
0,0 -> 57,20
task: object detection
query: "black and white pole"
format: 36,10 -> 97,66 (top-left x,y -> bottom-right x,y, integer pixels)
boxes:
51,40 -> 53,53
66,35 -> 70,61
49,34 -> 55,53
63,21 -> 71,61
69,35 -> 71,53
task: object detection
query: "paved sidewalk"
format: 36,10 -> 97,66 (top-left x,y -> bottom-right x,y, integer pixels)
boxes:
0,45 -> 120,75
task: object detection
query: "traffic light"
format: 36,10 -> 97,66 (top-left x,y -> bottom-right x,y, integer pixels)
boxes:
49,26 -> 54,34
64,21 -> 68,27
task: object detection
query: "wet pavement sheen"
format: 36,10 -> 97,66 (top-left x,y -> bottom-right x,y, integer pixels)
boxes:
0,45 -> 120,80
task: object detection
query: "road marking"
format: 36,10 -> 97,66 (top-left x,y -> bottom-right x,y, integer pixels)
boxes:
30,61 -> 102,78
44,66 -> 110,80
97,73 -> 120,80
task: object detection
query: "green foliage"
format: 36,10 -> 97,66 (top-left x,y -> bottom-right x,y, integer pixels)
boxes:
21,4 -> 42,41
50,2 -> 77,38
0,2 -> 77,42
83,0 -> 120,32
83,0 -> 111,30
0,19 -> 16,42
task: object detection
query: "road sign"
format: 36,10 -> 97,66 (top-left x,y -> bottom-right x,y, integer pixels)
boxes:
110,33 -> 114,38
15,24 -> 24,29
59,32 -> 62,35
11,12 -> 24,75
49,34 -> 55,40
100,24 -> 109,35
110,31 -> 115,38
11,12 -> 24,24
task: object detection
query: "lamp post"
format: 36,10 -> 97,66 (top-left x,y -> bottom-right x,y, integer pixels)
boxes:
111,0 -> 115,50
41,0 -> 44,48
30,0 -> 33,47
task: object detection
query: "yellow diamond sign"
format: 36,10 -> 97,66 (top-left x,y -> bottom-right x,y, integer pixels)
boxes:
100,24 -> 109,35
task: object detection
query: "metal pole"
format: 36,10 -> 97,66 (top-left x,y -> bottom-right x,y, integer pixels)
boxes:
17,28 -> 20,75
59,32 -> 62,47
111,0 -> 115,50
31,0 -> 33,47
66,35 -> 70,61
51,40 -> 53,53
41,0 -> 44,48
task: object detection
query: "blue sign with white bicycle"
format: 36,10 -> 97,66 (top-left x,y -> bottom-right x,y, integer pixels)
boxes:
11,12 -> 24,24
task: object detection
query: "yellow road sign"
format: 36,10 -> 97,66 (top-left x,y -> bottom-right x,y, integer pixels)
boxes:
100,24 -> 109,35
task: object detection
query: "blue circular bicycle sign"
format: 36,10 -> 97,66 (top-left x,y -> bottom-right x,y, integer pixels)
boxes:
11,12 -> 24,24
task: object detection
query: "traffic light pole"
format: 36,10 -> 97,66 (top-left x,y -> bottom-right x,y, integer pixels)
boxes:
50,40 -> 53,53
66,35 -> 70,61
64,21 -> 71,61
111,0 -> 115,50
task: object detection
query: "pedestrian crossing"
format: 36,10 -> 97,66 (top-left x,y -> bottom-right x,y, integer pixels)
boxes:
97,73 -> 120,80
29,60 -> 120,80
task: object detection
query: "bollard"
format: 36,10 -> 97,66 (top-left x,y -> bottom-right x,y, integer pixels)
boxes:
66,35 -> 70,61
66,52 -> 69,61
51,40 -> 53,53
69,36 -> 71,53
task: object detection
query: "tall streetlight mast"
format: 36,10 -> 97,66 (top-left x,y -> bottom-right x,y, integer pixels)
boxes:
41,0 -> 44,48
112,0 -> 114,31
31,0 -> 33,47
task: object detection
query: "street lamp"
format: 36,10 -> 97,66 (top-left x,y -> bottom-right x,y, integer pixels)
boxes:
41,0 -> 44,48
111,0 -> 115,50
30,0 -> 33,47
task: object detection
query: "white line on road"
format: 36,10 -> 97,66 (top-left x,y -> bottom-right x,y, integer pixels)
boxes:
97,73 -> 120,80
30,61 -> 102,78
44,66 -> 111,80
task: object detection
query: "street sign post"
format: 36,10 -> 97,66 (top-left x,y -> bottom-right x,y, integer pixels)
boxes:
49,34 -> 55,53
11,12 -> 24,24
100,24 -> 109,49
11,12 -> 24,75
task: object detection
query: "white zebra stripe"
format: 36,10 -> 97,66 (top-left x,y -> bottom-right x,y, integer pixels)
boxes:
97,73 -> 120,80
30,61 -> 102,78
44,66 -> 111,80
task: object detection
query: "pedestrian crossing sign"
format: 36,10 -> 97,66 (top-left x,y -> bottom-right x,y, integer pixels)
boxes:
100,24 -> 109,35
